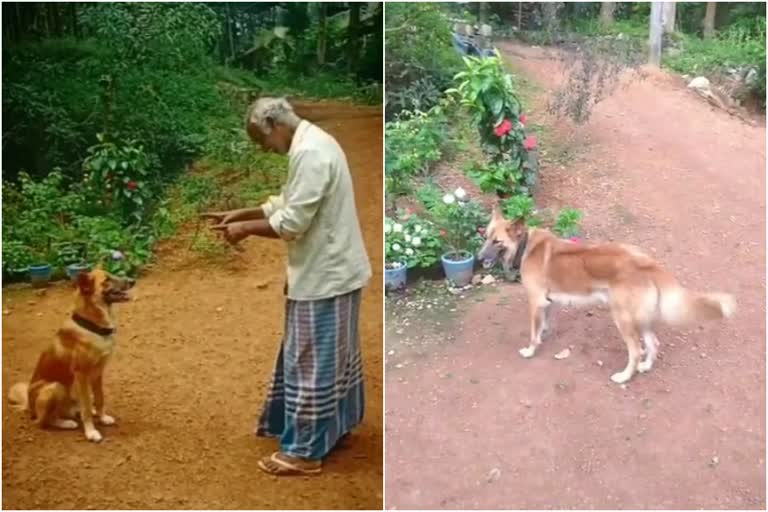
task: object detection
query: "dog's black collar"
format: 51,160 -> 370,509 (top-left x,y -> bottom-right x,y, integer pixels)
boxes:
511,230 -> 529,271
72,314 -> 115,337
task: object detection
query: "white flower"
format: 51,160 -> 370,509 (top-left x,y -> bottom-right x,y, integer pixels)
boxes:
384,223 -> 392,234
413,225 -> 422,233
392,243 -> 402,252
443,193 -> 456,205
405,248 -> 414,256
454,187 -> 467,200
404,234 -> 412,243
393,223 -> 404,233
412,237 -> 422,247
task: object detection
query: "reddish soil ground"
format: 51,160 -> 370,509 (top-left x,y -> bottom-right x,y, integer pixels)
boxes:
385,42 -> 765,509
2,103 -> 383,510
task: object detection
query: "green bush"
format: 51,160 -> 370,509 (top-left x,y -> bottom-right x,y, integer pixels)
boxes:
553,207 -> 583,238
384,211 -> 443,269
385,2 -> 461,118
385,107 -> 449,197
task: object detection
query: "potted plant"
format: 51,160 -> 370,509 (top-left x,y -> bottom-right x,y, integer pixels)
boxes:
28,241 -> 53,288
431,188 -> 486,287
384,217 -> 409,292
2,241 -> 34,283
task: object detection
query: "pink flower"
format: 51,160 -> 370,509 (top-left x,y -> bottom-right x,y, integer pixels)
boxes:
523,135 -> 538,151
440,229 -> 447,237
519,113 -> 528,125
569,236 -> 581,243
494,119 -> 513,137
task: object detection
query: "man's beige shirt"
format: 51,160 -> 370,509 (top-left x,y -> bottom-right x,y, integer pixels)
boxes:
260,120 -> 371,301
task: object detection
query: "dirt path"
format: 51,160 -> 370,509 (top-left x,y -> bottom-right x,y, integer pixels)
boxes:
385,42 -> 765,509
2,104 -> 383,510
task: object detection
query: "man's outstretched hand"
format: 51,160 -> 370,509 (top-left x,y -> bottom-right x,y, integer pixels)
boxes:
201,211 -> 236,224
210,222 -> 250,247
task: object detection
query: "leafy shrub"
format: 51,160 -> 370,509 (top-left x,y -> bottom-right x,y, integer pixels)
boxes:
468,161 -> 524,197
553,207 -> 583,238
501,194 -> 536,221
385,107 -> 449,196
384,212 -> 443,269
448,52 -> 540,196
385,2 -> 461,119
429,188 -> 487,258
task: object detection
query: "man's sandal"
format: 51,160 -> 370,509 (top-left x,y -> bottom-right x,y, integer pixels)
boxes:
257,452 -> 322,476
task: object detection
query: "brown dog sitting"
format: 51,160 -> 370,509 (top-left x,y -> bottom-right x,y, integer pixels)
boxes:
8,269 -> 135,442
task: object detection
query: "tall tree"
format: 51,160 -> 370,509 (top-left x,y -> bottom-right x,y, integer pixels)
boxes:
600,2 -> 616,27
649,2 -> 663,66
347,2 -> 361,74
478,2 -> 489,25
703,2 -> 717,39
662,2 -> 676,33
317,3 -> 327,66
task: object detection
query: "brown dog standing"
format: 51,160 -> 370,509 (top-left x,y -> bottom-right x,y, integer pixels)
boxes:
8,269 -> 135,442
478,206 -> 735,384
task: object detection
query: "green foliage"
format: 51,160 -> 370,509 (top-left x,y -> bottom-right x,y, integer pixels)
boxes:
553,207 -> 583,238
384,212 -> 443,269
385,107 -> 449,197
501,194 -> 536,222
385,2 -> 461,118
414,180 -> 444,213
468,161 -> 523,196
82,136 -> 156,223
448,52 -> 540,196
665,18 -> 766,104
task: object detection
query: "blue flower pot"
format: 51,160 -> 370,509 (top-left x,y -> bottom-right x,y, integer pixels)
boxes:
29,264 -> 52,288
441,252 -> 475,287
66,263 -> 91,282
385,263 -> 407,292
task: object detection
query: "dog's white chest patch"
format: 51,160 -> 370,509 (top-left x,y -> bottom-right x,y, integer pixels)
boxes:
548,291 -> 609,307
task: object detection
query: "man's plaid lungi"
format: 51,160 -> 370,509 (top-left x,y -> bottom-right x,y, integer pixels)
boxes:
255,288 -> 365,459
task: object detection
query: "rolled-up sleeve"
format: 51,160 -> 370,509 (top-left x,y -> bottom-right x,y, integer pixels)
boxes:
268,150 -> 330,241
260,192 -> 285,218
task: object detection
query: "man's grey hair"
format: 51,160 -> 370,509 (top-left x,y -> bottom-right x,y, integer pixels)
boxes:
245,97 -> 301,134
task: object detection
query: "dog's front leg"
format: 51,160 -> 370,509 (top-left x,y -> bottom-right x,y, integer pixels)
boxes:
520,296 -> 549,358
75,372 -> 102,442
92,372 -> 115,426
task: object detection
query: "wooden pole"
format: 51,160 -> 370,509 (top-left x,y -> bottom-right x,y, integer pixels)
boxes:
649,2 -> 663,66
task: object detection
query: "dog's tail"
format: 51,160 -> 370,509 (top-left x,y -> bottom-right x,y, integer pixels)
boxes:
7,382 -> 29,411
657,281 -> 736,326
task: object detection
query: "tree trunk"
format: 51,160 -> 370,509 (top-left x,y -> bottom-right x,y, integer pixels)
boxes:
662,2 -> 676,33
317,3 -> 327,66
600,2 -> 616,27
70,3 -> 79,39
648,2 -> 663,66
347,2 -> 361,74
226,2 -> 235,61
478,2 -> 489,25
703,2 -> 717,39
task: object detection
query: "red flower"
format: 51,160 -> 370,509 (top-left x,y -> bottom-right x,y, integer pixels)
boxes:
569,236 -> 581,244
494,119 -> 513,137
126,181 -> 138,190
519,113 -> 528,125
523,135 -> 538,151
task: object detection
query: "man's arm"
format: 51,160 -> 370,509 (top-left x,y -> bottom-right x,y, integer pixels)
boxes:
211,219 -> 280,243
267,150 -> 330,240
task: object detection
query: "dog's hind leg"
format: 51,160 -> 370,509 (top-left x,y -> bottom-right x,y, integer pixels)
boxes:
33,383 -> 77,430
609,309 -> 642,384
520,294 -> 550,358
637,331 -> 659,373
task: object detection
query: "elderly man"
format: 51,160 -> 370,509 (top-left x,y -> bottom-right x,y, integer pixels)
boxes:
203,97 -> 371,476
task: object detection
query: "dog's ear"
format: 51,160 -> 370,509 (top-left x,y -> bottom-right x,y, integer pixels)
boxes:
506,218 -> 526,239
491,203 -> 504,220
76,271 -> 95,295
